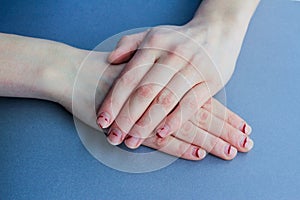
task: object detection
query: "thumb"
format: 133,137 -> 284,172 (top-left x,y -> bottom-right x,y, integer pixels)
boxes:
108,31 -> 148,64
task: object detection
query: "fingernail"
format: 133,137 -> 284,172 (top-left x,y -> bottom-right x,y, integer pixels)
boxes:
193,147 -> 206,159
225,145 -> 237,156
97,112 -> 110,128
240,123 -> 252,135
227,145 -> 232,155
241,137 -> 254,149
125,135 -> 140,149
107,128 -> 122,145
156,125 -> 170,138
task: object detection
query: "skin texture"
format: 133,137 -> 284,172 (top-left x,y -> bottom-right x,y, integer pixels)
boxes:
0,33 -> 254,161
97,0 -> 260,149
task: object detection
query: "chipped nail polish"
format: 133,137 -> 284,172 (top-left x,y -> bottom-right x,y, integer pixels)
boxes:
193,147 -> 206,159
240,123 -> 252,135
156,125 -> 170,138
97,112 -> 110,128
242,137 -> 254,149
242,137 -> 248,148
107,128 -> 122,145
242,124 -> 246,133
227,145 -> 232,155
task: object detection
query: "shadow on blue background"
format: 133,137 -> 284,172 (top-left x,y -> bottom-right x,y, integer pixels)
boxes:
0,0 -> 299,199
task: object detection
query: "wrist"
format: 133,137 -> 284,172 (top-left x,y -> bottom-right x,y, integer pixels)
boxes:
187,0 -> 259,35
41,42 -> 87,106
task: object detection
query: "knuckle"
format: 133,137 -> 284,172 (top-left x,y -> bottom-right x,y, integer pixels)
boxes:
197,109 -> 210,128
155,89 -> 176,108
135,84 -> 155,100
182,122 -> 193,133
180,94 -> 198,112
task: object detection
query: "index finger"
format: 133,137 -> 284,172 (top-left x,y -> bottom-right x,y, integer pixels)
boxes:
97,49 -> 157,129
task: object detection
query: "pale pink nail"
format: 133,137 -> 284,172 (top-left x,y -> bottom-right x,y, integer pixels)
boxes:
97,112 -> 110,128
125,136 -> 140,149
240,123 -> 252,135
156,125 -> 170,138
193,147 -> 206,159
241,137 -> 254,149
225,145 -> 237,156
107,128 -> 122,145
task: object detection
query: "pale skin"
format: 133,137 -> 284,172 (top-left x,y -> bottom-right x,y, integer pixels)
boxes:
0,33 -> 253,161
97,0 -> 260,149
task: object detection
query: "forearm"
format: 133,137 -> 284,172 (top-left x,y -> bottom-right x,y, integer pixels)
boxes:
0,33 -> 81,102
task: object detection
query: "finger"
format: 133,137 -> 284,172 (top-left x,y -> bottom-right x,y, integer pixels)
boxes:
142,133 -> 207,161
125,64 -> 202,148
174,121 -> 238,160
155,81 -> 213,138
153,48 -> 225,139
202,98 -> 252,134
109,54 -> 188,144
108,31 -> 148,64
190,107 -> 254,152
97,49 -> 157,129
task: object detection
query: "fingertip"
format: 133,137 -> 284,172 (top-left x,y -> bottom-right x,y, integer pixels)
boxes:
245,124 -> 252,135
195,148 -> 207,160
97,111 -> 111,128
124,136 -> 141,149
240,122 -> 252,135
107,130 -> 122,146
156,124 -> 170,138
225,145 -> 238,160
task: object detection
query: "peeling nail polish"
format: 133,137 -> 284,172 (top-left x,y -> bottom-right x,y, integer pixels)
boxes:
242,137 -> 248,148
243,138 -> 254,149
97,112 -> 110,128
193,148 -> 206,158
125,135 -> 132,140
156,125 -> 170,138
240,123 -> 252,135
125,136 -> 140,148
107,128 -> 122,145
242,124 -> 246,133
227,145 -> 232,155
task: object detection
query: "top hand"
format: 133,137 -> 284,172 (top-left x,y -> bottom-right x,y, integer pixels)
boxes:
96,1 -> 259,148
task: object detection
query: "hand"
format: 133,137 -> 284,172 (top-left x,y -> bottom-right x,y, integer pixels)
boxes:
47,50 -> 253,161
0,33 -> 253,161
97,17 -> 248,149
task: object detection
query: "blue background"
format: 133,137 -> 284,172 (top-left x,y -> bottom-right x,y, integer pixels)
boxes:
0,0 -> 299,199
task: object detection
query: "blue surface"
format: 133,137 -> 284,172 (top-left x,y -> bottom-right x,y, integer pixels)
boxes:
0,0 -> 300,199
